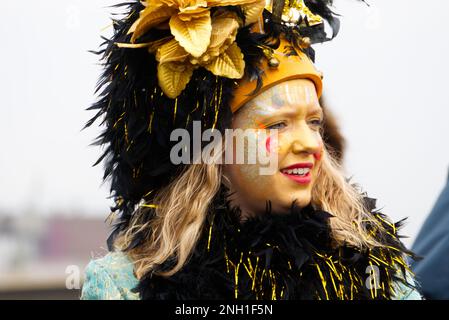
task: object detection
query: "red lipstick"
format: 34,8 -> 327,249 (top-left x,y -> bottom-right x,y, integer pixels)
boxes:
280,163 -> 314,185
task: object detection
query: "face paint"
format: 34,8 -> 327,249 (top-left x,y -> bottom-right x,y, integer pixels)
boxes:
265,130 -> 280,154
266,136 -> 271,154
237,130 -> 266,188
284,81 -> 303,106
313,140 -> 323,161
272,86 -> 285,109
224,79 -> 324,217
304,84 -> 313,105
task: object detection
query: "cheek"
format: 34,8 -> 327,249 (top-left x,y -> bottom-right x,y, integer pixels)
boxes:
238,164 -> 260,184
265,130 -> 323,161
239,133 -> 267,182
235,163 -> 274,198
266,136 -> 271,153
265,133 -> 279,154
313,139 -> 324,161
270,131 -> 290,155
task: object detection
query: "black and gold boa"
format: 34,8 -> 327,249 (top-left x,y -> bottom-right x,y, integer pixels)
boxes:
133,187 -> 418,300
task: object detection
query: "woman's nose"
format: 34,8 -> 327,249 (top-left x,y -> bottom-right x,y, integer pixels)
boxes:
290,124 -> 321,155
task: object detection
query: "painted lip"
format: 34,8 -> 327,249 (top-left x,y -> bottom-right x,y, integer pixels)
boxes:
280,162 -> 314,185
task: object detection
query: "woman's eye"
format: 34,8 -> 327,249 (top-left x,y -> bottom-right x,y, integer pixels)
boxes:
266,122 -> 287,130
309,119 -> 323,128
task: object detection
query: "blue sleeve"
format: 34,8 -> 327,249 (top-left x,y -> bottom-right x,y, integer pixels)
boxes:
394,283 -> 423,300
392,271 -> 423,300
80,252 -> 140,300
80,259 -> 125,300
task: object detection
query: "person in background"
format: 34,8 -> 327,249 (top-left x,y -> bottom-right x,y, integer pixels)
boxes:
412,168 -> 449,299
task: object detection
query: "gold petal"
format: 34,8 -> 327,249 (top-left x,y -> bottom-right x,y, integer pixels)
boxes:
207,0 -> 258,7
160,0 -> 179,6
158,62 -> 195,99
147,36 -> 174,53
128,2 -> 163,34
178,8 -> 210,22
156,38 -> 189,63
241,0 -> 266,25
204,42 -> 245,78
115,42 -> 152,49
178,1 -> 208,14
130,6 -> 176,42
209,12 -> 239,51
116,36 -> 173,50
169,11 -> 212,58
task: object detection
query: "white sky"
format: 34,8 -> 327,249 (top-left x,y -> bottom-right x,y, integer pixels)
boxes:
1,0 -> 448,247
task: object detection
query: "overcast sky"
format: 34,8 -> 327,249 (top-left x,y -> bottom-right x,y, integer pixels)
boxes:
1,0 -> 448,247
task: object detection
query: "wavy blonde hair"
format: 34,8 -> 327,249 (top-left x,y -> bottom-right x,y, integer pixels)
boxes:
113,144 -> 384,279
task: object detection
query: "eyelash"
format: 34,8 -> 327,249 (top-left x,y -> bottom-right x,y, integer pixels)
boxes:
266,122 -> 287,130
309,119 -> 323,128
266,119 -> 323,130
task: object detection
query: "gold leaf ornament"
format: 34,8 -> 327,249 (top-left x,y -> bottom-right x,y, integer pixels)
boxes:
204,42 -> 245,78
124,0 -> 266,99
157,62 -> 196,99
241,0 -> 267,25
207,0 -> 260,8
156,38 -> 190,64
169,10 -> 212,57
206,11 -> 240,60
177,0 -> 209,17
129,4 -> 177,42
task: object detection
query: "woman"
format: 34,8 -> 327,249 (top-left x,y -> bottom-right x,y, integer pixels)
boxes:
81,0 -> 421,300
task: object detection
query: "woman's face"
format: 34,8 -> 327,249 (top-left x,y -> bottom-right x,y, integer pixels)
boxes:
224,79 -> 324,217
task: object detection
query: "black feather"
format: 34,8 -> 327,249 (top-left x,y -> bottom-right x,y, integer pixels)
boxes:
134,186 -> 419,300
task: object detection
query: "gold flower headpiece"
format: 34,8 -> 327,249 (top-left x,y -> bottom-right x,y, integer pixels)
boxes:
117,0 -> 325,99
117,0 -> 266,98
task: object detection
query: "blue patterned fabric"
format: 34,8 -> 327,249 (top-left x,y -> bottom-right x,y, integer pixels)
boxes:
80,252 -> 139,300
81,251 -> 422,300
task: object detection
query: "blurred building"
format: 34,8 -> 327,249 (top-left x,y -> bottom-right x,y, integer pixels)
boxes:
0,212 -> 109,299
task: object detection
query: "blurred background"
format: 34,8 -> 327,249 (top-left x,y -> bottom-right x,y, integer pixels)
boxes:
0,0 -> 448,299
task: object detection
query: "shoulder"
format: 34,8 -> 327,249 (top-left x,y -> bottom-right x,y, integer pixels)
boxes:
80,251 -> 140,300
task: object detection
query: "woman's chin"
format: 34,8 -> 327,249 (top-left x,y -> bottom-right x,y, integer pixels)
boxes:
269,195 -> 312,214
283,193 -> 312,210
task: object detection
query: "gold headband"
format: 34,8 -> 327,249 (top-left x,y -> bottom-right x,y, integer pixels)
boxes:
230,1 -> 324,113
229,36 -> 323,113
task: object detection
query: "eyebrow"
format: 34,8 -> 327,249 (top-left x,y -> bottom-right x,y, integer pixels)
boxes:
265,104 -> 323,118
308,106 -> 324,117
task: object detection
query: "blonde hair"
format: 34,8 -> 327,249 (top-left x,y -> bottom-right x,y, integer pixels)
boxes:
114,147 -> 384,279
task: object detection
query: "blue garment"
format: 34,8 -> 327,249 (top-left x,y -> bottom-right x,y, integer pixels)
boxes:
412,174 -> 449,299
81,251 -> 422,300
81,252 -> 139,300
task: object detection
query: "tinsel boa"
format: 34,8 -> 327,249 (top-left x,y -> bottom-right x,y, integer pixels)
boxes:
133,188 -> 417,300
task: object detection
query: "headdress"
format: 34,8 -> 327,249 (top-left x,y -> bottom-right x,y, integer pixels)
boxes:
85,0 -> 343,248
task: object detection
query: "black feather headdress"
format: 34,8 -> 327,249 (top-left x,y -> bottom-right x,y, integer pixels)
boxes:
84,0 -> 355,249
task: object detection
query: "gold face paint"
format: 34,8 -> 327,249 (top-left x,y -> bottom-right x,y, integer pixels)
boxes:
224,79 -> 324,218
